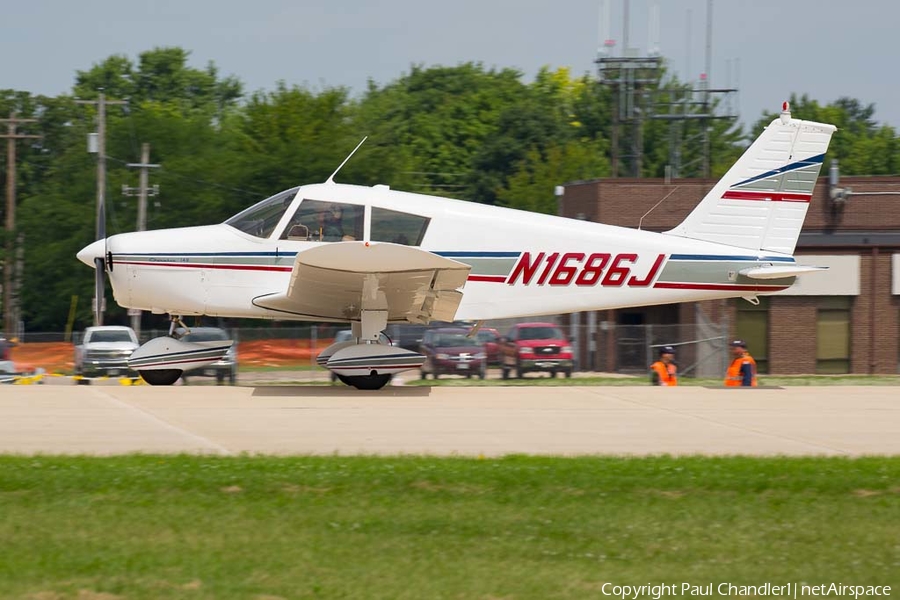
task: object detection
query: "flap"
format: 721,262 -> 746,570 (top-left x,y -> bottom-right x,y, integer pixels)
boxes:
253,242 -> 470,323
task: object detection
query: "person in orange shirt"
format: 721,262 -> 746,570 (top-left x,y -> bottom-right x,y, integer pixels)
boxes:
725,339 -> 757,387
650,346 -> 678,386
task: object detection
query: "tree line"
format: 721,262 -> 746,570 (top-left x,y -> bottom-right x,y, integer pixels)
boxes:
1,47 -> 897,331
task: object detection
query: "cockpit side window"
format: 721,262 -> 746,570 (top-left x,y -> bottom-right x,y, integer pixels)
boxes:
370,208 -> 430,246
281,199 -> 363,242
225,187 -> 299,238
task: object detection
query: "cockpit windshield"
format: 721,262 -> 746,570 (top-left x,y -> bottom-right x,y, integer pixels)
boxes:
224,187 -> 299,238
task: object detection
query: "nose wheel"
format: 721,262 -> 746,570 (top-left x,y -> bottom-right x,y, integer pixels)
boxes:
138,369 -> 183,386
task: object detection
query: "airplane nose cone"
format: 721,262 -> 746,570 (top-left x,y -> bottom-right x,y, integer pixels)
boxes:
77,239 -> 106,268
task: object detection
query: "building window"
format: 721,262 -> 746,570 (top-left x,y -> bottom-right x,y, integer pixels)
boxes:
816,296 -> 852,374
735,296 -> 769,374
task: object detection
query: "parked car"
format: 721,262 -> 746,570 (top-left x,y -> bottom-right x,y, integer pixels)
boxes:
499,322 -> 573,379
74,326 -> 140,378
384,323 -> 429,351
328,330 -> 393,382
0,336 -> 16,375
180,327 -> 238,385
474,327 -> 501,365
419,327 -> 486,379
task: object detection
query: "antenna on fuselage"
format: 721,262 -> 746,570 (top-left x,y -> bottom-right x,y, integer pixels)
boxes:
325,136 -> 368,184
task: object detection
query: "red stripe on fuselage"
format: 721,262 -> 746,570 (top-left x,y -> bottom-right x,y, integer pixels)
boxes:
116,261 -> 293,272
722,190 -> 811,202
467,275 -> 507,283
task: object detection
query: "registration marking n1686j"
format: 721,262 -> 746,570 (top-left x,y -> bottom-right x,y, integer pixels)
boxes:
507,252 -> 665,287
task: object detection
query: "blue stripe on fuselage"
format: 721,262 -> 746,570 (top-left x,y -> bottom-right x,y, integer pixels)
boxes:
434,251 -> 521,258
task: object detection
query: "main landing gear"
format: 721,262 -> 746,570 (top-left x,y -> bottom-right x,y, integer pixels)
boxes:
318,310 -> 426,391
339,372 -> 394,391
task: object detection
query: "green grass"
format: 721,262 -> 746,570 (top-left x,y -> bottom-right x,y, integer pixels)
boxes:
1,456 -> 898,599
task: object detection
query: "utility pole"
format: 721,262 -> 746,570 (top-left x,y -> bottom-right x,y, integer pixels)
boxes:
123,143 -> 159,336
75,92 -> 127,326
0,112 -> 39,338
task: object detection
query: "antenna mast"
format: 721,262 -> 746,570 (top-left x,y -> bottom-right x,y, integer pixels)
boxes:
325,137 -> 368,184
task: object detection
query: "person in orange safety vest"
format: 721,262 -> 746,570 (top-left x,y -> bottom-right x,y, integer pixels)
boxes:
725,339 -> 757,387
649,346 -> 678,386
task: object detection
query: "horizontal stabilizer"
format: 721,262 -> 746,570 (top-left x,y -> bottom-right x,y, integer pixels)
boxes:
739,265 -> 829,280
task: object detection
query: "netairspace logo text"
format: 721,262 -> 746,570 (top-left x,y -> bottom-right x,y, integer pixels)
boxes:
600,582 -> 892,600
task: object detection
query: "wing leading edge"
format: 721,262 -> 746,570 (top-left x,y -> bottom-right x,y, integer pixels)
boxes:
252,242 -> 471,323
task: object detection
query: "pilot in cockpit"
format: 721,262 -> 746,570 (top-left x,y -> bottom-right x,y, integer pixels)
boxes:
322,204 -> 345,241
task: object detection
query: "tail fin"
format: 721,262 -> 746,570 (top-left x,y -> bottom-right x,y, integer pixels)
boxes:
665,103 -> 836,255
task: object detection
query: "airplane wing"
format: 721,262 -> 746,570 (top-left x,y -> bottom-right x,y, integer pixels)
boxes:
252,242 -> 471,323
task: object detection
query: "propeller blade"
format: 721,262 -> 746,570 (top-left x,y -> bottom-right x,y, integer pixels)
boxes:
95,178 -> 107,323
93,257 -> 105,325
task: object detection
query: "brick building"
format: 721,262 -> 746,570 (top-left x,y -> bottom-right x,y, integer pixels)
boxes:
559,176 -> 900,375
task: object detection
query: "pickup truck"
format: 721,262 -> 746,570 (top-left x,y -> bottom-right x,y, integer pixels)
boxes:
499,322 -> 573,379
74,326 -> 140,377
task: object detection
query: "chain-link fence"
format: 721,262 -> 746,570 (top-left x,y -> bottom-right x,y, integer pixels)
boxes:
562,322 -> 729,378
13,318 -> 730,379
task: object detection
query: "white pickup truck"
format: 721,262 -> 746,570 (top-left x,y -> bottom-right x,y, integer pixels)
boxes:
74,326 -> 140,377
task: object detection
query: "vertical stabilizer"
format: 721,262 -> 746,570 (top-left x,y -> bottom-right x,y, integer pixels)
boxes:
665,103 -> 836,255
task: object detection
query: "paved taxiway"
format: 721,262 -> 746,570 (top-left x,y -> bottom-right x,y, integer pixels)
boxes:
0,385 -> 897,456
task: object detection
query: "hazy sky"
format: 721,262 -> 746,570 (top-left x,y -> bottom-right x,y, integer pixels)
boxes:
3,0 -> 898,129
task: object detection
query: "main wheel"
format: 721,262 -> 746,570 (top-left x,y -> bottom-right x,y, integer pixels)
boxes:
139,369 -> 183,386
344,373 -> 392,390
336,374 -> 353,386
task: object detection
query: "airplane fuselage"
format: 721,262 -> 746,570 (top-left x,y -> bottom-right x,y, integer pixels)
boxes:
84,182 -> 797,323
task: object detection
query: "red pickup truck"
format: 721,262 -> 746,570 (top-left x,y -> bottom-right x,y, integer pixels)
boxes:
499,322 -> 573,379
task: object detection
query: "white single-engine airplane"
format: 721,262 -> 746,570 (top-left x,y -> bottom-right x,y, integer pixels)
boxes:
78,103 -> 835,389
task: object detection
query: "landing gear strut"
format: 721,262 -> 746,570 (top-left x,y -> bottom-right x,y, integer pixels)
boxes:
168,315 -> 190,338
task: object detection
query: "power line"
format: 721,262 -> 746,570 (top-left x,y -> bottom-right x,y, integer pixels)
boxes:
75,93 -> 127,326
123,143 -> 160,337
0,112 -> 40,338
